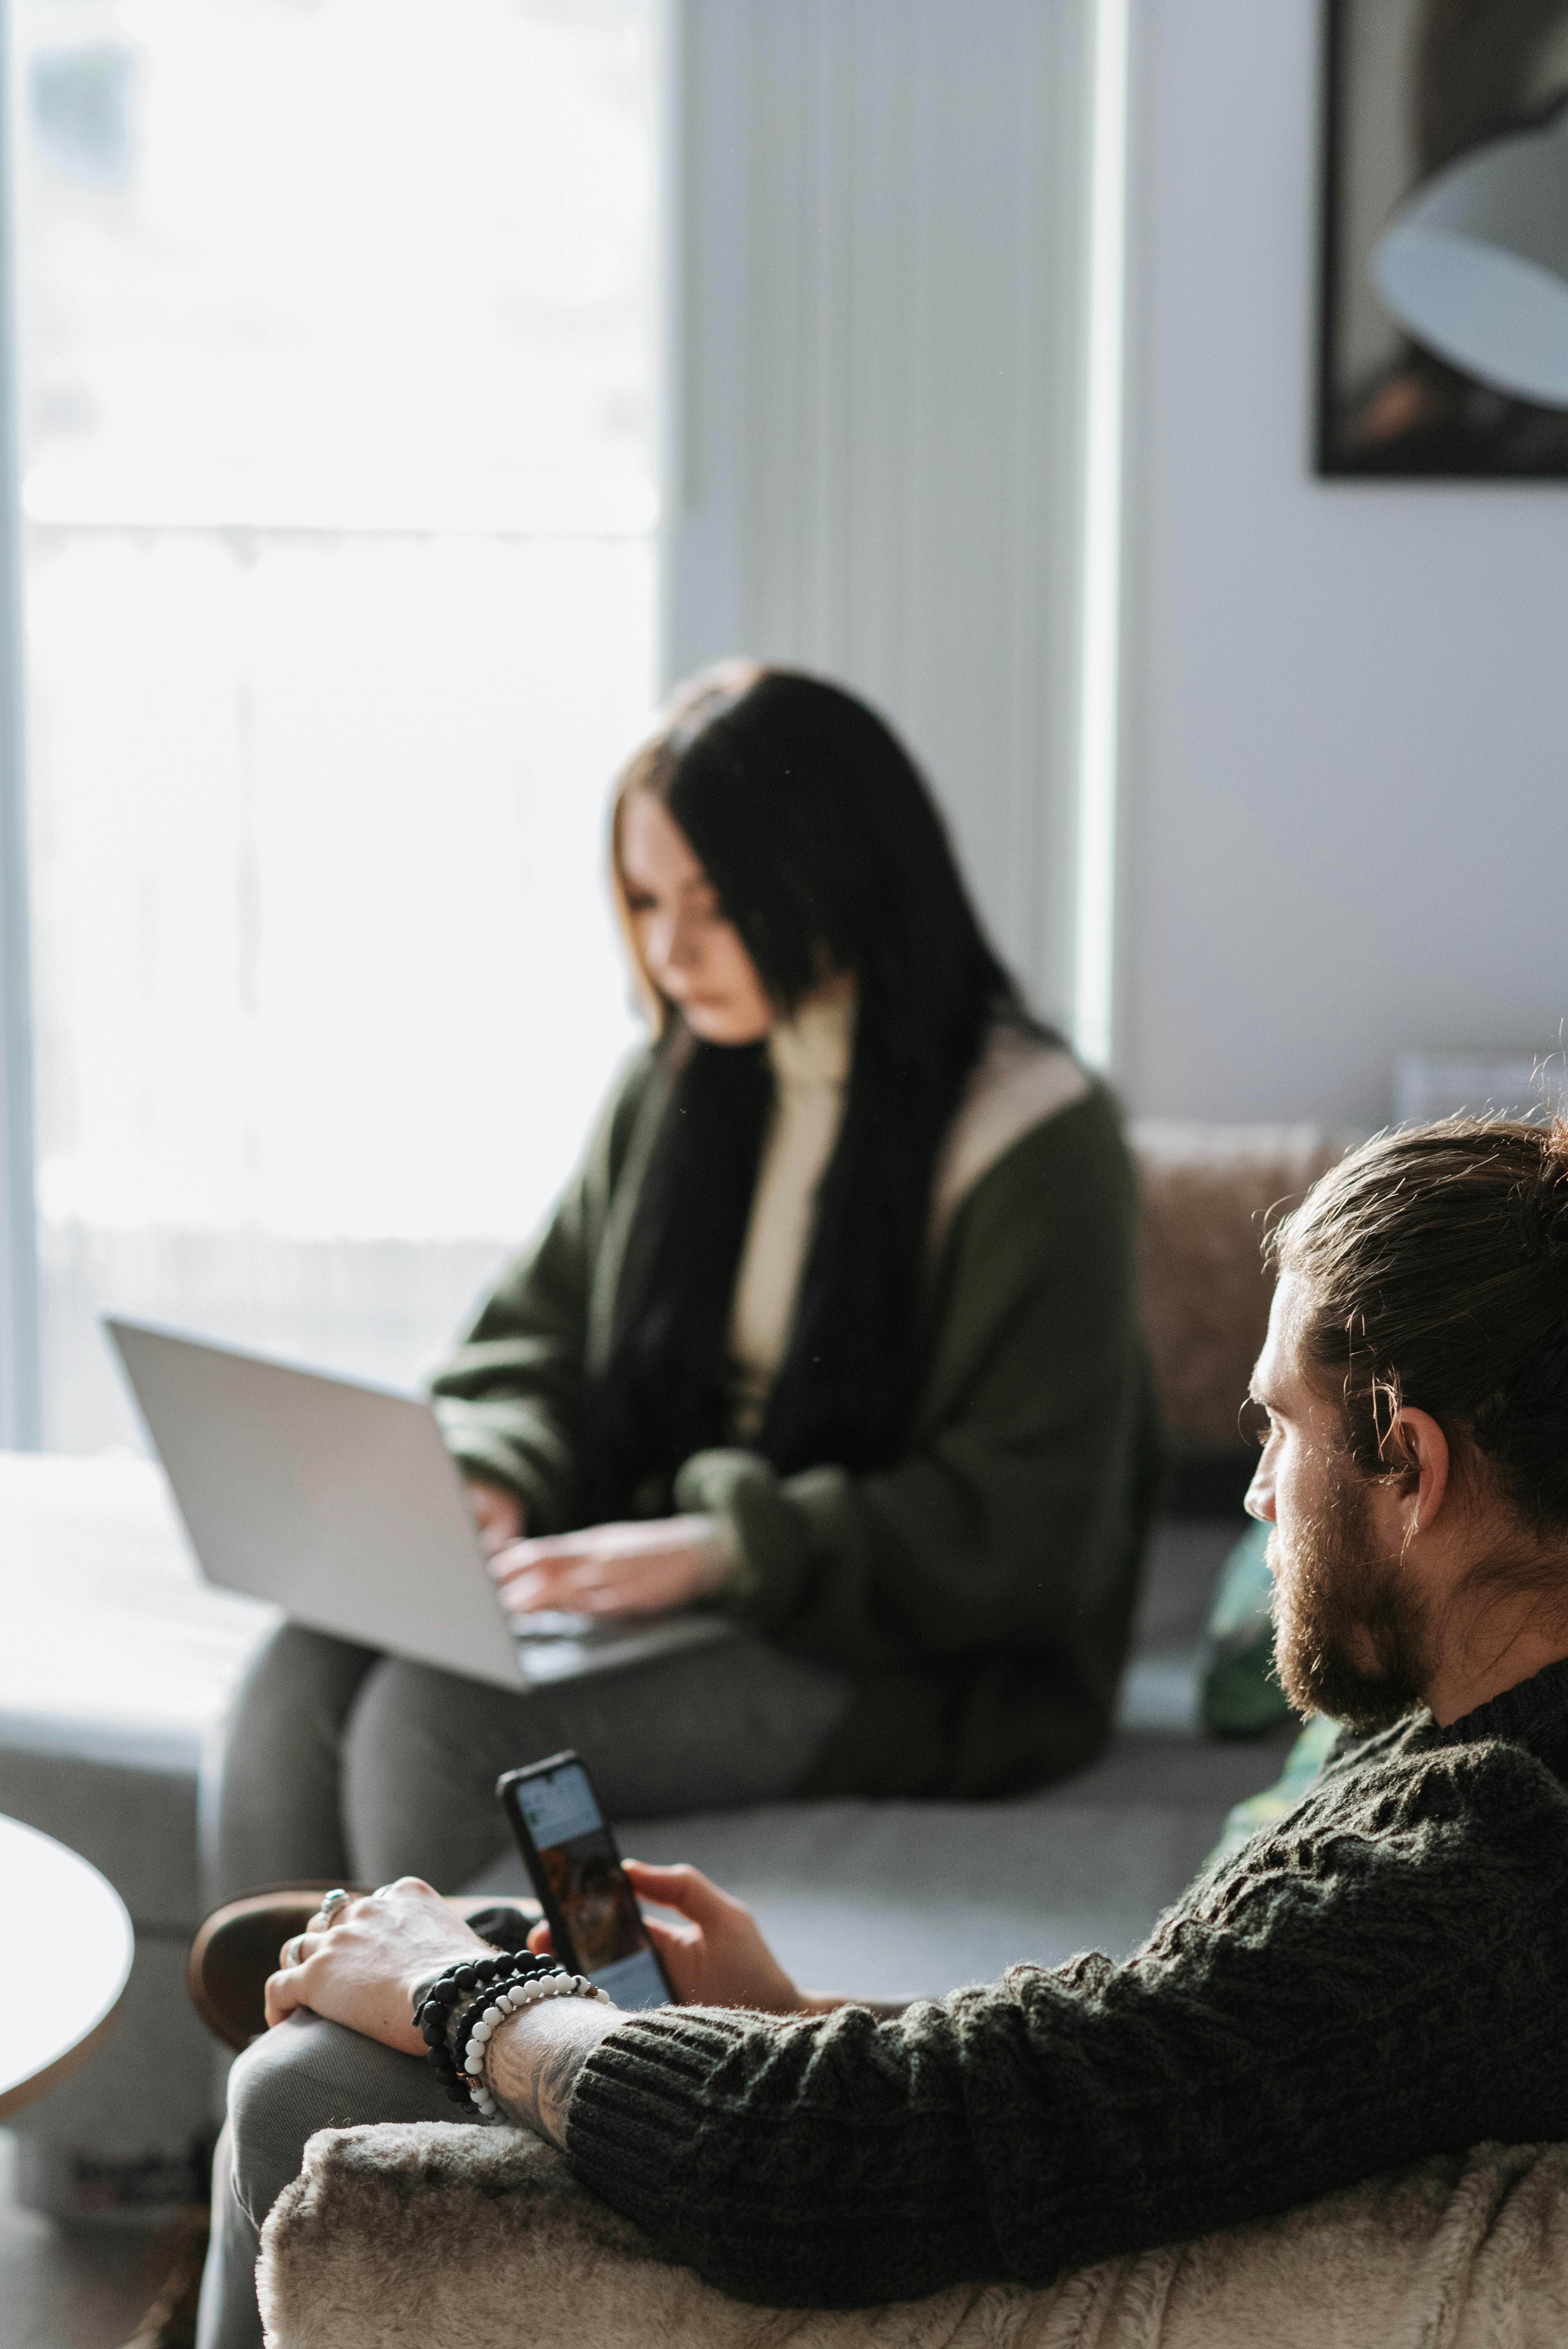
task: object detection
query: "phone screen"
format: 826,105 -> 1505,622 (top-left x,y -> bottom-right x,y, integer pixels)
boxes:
509,1757 -> 670,2010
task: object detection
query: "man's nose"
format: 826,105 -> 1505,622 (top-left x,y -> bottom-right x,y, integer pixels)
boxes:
1244,1458 -> 1276,1525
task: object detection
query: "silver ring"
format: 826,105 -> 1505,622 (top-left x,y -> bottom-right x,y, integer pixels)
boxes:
282,1932 -> 308,1966
318,1889 -> 352,1925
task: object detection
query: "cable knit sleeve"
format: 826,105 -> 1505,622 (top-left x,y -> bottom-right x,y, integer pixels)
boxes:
564,1741 -> 1568,2307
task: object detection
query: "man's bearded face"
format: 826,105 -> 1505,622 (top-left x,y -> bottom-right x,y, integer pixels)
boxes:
1270,1454 -> 1431,1729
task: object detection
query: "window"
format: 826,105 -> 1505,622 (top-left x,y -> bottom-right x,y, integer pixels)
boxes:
11,0 -> 656,1448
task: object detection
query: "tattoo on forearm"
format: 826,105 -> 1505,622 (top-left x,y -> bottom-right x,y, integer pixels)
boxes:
531,2033 -> 598,2143
487,2002 -> 619,2148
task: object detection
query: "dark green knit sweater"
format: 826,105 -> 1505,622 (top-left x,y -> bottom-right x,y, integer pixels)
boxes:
564,1659 -> 1568,2306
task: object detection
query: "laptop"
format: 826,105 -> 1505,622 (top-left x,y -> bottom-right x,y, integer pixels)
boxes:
105,1319 -> 738,1691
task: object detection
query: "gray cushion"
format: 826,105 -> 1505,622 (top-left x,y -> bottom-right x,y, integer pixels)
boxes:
465,1727 -> 1289,2000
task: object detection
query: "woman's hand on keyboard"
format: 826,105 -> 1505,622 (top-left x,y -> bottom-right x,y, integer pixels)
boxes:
465,1479 -> 526,1556
488,1515 -> 730,1619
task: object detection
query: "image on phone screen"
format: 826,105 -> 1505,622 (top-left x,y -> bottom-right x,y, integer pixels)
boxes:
508,1757 -> 669,2010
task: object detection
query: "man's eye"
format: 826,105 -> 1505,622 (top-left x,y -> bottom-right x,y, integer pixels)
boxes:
1238,1399 -> 1270,1449
624,891 -> 656,914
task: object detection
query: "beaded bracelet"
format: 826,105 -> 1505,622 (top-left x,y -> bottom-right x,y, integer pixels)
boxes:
460,1968 -> 613,2119
414,1952 -> 562,2109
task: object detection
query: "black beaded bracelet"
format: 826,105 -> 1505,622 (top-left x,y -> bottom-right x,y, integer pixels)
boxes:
414,1952 -> 564,2110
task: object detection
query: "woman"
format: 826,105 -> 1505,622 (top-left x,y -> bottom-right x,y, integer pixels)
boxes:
206,663 -> 1160,1902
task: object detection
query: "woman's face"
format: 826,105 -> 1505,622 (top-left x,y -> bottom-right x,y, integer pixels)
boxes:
618,791 -> 774,1045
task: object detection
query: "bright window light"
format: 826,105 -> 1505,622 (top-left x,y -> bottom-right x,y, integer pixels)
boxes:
12,0 -> 657,1449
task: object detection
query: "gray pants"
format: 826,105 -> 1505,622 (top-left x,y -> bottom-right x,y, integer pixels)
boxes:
196,2011 -> 456,2349
204,1620 -> 853,1901
198,1622 -> 851,2342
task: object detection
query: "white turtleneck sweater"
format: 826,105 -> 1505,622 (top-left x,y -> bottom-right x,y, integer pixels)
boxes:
726,988 -> 855,1440
722,992 -> 1088,1445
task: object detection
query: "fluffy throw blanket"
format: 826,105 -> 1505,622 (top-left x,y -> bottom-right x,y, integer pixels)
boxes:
258,2121 -> 1568,2349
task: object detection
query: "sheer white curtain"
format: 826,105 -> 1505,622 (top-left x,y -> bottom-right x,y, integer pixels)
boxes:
11,0 -> 656,1448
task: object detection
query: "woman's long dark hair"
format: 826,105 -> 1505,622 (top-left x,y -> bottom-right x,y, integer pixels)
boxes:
585,663 -> 1036,1518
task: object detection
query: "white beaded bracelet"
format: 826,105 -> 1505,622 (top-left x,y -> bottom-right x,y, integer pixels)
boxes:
462,1971 -> 613,2119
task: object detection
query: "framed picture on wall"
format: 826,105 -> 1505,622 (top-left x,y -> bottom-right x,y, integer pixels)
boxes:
1317,0 -> 1568,476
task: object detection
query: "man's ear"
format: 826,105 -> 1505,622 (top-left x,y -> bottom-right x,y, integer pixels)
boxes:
1383,1407 -> 1452,1535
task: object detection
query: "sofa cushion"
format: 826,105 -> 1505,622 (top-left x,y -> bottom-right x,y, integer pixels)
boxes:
0,1451 -> 277,2214
258,2121 -> 1568,2349
461,1723 -> 1291,2003
0,1450 -> 273,1927
1130,1121 -> 1345,1459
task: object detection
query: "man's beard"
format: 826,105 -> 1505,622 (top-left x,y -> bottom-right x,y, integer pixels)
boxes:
1271,1467 -> 1432,1729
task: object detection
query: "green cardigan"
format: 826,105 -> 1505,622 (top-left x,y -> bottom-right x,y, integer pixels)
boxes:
430,1050 -> 1162,1800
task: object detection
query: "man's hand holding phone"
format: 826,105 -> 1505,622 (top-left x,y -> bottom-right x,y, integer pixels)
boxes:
528,1860 -> 810,2013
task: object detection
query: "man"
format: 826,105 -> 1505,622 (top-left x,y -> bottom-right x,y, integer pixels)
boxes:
198,1116 -> 1568,2346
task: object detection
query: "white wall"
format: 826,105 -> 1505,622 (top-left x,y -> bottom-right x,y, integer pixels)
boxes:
1115,0 -> 1568,1127
665,0 -> 1094,1024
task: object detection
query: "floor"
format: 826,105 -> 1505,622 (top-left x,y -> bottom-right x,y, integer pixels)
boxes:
0,2132 -> 164,2349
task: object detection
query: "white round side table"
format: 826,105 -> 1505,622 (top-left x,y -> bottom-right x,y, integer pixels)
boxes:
0,1813 -> 134,2120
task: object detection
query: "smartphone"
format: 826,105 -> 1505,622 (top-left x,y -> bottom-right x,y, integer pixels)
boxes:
495,1751 -> 674,2010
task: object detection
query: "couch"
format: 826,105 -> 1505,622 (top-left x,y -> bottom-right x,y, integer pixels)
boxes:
0,1119 -> 1343,2223
258,2125 -> 1568,2349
